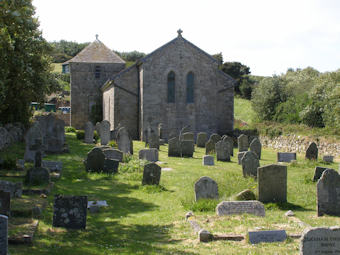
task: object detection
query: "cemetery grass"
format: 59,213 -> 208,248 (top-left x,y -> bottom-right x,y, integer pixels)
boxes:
4,134 -> 340,255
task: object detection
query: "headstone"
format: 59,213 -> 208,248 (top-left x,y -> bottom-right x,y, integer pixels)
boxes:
223,136 -> 234,156
117,127 -> 132,154
277,152 -> 297,163
0,180 -> 22,198
180,126 -> 191,136
203,155 -> 214,166
199,229 -> 213,242
181,132 -> 194,142
241,151 -> 260,178
306,142 -> 318,160
317,169 -> 340,216
53,195 -> 87,229
85,147 -> 105,172
24,122 -> 43,162
0,215 -> 8,255
168,137 -> 181,157
250,138 -> 261,159
158,123 -> 164,140
181,140 -> 194,157
300,227 -> 340,255
84,121 -> 94,144
215,140 -> 230,162
258,164 -> 287,203
42,160 -> 63,173
148,129 -> 159,150
196,132 -> 207,147
194,176 -> 218,201
25,167 -> 50,185
142,163 -> 161,185
97,120 -> 110,145
237,151 -> 246,165
323,155 -> 334,163
205,139 -> 215,155
0,191 -> 10,216
235,189 -> 256,201
139,149 -> 159,162
238,134 -> 248,152
102,149 -> 123,162
34,150 -> 42,168
313,167 -> 334,182
248,230 -> 287,244
103,159 -> 119,174
216,201 -> 265,217
209,133 -> 221,144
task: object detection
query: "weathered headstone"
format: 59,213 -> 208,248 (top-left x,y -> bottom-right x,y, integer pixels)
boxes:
205,139 -> 215,155
258,164 -> 287,203
323,155 -> 334,163
97,120 -> 110,145
235,189 -> 256,201
0,191 -> 10,216
250,138 -> 261,159
103,159 -> 119,174
237,151 -> 246,165
306,142 -> 318,160
102,148 -> 123,162
194,176 -> 218,201
0,215 -> 8,255
0,180 -> 22,198
181,132 -> 194,142
203,155 -> 214,166
139,149 -> 159,162
24,122 -> 43,162
238,134 -> 248,152
85,147 -> 105,172
248,230 -> 287,244
215,140 -> 230,162
300,227 -> 340,255
168,137 -> 181,157
216,201 -> 265,217
209,133 -> 221,144
117,127 -> 132,154
158,123 -> 164,140
148,129 -> 159,150
223,136 -> 234,156
277,152 -> 297,163
25,167 -> 50,185
84,121 -> 94,144
142,163 -> 161,185
241,151 -> 260,178
53,195 -> 87,229
196,132 -> 207,147
313,167 -> 334,182
181,140 -> 194,157
42,160 -> 63,172
317,169 -> 340,216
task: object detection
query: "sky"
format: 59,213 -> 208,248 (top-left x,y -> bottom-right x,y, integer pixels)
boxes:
32,0 -> 340,76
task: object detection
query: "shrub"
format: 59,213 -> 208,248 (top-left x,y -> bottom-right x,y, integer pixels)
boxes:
93,131 -> 99,142
65,126 -> 76,133
76,130 -> 85,140
108,140 -> 117,148
1,157 -> 16,169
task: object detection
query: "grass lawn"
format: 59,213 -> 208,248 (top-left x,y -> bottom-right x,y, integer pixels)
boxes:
234,97 -> 255,125
5,133 -> 340,254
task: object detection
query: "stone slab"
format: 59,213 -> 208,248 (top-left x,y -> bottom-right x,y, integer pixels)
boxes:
203,155 -> 214,166
216,201 -> 265,217
0,215 -> 8,255
195,176 -> 218,201
277,152 -> 297,163
248,230 -> 287,244
139,148 -> 159,162
313,167 -> 333,182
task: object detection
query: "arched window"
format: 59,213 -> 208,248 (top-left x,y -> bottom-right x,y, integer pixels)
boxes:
186,72 -> 194,103
167,71 -> 175,103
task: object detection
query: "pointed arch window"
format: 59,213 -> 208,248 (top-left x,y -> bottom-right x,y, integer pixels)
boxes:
167,71 -> 175,103
186,72 -> 194,103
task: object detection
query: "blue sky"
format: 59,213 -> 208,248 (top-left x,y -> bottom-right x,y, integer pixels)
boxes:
32,0 -> 340,76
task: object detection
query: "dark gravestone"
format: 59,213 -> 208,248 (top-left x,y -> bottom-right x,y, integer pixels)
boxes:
248,230 -> 287,244
148,130 -> 159,150
323,155 -> 334,163
237,151 -> 246,165
102,149 -> 123,162
317,169 -> 340,216
168,137 -> 181,157
216,201 -> 265,217
84,121 -> 94,144
205,139 -> 215,155
142,163 -> 161,185
238,134 -> 248,152
24,122 -> 43,162
258,164 -> 287,203
306,142 -> 318,160
85,147 -> 105,172
25,167 -> 50,185
241,151 -> 260,178
117,127 -> 132,154
139,149 -> 159,162
209,133 -> 221,144
42,160 -> 63,172
103,159 -> 119,174
0,215 -> 8,255
0,191 -> 10,216
97,120 -> 110,146
203,155 -> 214,166
194,176 -> 218,201
181,132 -> 194,142
53,195 -> 87,229
34,150 -> 42,168
196,132 -> 207,147
277,152 -> 297,163
181,140 -> 194,157
0,180 -> 22,198
215,140 -> 230,162
250,138 -> 261,159
223,136 -> 234,156
313,167 -> 334,182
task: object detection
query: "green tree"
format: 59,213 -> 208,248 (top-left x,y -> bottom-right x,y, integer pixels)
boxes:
49,40 -> 90,63
0,0 -> 58,125
220,61 -> 251,95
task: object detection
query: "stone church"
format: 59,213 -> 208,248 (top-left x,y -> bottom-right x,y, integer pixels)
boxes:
66,31 -> 235,140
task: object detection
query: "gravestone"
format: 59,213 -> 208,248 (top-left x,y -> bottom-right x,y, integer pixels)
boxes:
42,160 -> 63,172
203,155 -> 214,166
139,149 -> 159,162
34,150 -> 42,168
223,136 -> 234,156
194,176 -> 219,201
209,133 -> 221,144
306,142 -> 318,160
235,189 -> 256,201
205,139 -> 215,155
103,159 -> 119,174
0,215 -> 8,255
300,227 -> 340,255
313,167 -> 334,182
216,201 -> 265,217
215,140 -> 230,162
85,147 -> 105,172
241,151 -> 260,178
24,122 -> 43,162
0,180 -> 22,198
238,134 -> 248,152
102,149 -> 123,162
196,132 -> 207,147
142,163 -> 161,185
148,129 -> 159,150
97,120 -> 110,146
317,169 -> 340,216
53,195 -> 87,229
323,155 -> 334,163
25,166 -> 50,185
277,152 -> 297,163
248,230 -> 287,244
258,164 -> 287,203
250,138 -> 261,159
0,191 -> 10,216
237,151 -> 246,165
180,126 -> 191,136
181,132 -> 194,142
168,137 -> 181,157
117,127 -> 132,154
181,140 -> 194,157
158,123 -> 164,140
84,121 -> 94,144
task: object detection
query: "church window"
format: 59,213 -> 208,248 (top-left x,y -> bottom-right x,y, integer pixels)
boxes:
186,72 -> 194,103
167,71 -> 175,103
95,65 -> 101,79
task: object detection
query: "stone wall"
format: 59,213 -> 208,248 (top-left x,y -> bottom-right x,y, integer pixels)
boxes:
56,113 -> 70,126
260,135 -> 340,158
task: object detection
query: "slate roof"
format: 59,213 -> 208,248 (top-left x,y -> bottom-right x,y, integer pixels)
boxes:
65,39 -> 125,64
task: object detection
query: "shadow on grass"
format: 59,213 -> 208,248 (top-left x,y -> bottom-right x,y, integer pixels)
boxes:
265,201 -> 313,212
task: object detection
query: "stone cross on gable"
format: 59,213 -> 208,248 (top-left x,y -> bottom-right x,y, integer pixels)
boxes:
95,34 -> 99,40
177,29 -> 183,37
